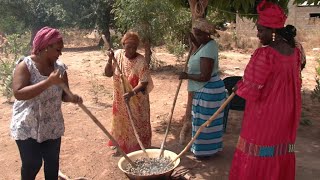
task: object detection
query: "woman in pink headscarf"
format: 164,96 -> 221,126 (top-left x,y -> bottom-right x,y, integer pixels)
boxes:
229,1 -> 302,180
10,27 -> 82,180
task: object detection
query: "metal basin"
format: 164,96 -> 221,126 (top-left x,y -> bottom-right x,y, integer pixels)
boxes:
118,149 -> 180,180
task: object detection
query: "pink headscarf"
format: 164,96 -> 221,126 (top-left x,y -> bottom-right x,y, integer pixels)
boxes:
257,0 -> 287,29
32,27 -> 63,54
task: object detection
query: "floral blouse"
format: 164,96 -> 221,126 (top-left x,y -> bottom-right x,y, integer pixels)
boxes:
10,56 -> 66,143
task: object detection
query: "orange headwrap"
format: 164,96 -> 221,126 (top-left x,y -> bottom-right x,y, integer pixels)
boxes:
257,0 -> 287,29
32,27 -> 63,54
121,31 -> 140,46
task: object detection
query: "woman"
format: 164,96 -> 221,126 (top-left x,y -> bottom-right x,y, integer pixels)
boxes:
10,27 -> 82,180
285,24 -> 306,70
179,18 -> 226,158
229,1 -> 302,180
104,31 -> 153,155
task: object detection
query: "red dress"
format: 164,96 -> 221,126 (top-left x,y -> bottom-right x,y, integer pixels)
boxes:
229,46 -> 302,180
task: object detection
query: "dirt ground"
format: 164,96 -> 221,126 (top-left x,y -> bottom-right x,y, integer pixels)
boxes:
1,45 -> 320,180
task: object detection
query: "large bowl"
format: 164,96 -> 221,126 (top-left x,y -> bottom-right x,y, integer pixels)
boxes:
118,149 -> 180,180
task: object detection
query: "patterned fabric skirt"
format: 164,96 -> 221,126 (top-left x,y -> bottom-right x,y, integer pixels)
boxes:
191,75 -> 226,156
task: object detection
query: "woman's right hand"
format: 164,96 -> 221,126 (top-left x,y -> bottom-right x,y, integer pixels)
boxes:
47,69 -> 63,85
179,72 -> 189,80
107,49 -> 114,59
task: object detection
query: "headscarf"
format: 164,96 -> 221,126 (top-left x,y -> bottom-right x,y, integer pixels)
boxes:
32,27 -> 63,54
192,18 -> 218,36
257,0 -> 287,29
121,31 -> 140,47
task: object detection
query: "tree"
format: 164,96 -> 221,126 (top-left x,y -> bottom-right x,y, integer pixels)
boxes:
113,0 -> 178,65
171,0 -> 320,21
62,0 -> 114,47
0,0 -> 114,47
0,0 -> 67,45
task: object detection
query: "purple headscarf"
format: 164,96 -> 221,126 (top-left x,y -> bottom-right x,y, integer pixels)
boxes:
32,27 -> 63,54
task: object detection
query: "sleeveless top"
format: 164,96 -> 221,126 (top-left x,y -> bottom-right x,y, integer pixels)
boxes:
10,56 -> 67,143
187,40 -> 219,92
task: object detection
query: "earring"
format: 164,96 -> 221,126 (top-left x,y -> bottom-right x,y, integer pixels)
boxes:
272,33 -> 275,42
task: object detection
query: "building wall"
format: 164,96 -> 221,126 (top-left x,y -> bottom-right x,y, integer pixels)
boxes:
236,1 -> 320,37
294,6 -> 320,30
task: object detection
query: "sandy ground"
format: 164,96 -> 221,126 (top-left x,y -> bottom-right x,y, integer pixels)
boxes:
0,46 -> 319,180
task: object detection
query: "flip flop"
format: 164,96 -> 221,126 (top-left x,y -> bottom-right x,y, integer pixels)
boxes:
111,150 -> 121,157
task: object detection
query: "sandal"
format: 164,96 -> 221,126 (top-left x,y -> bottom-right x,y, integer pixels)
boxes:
108,148 -> 121,157
111,150 -> 121,157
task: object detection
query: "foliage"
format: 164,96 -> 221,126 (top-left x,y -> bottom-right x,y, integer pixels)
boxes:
0,58 -> 14,100
311,56 -> 320,102
113,0 -> 177,45
0,0 -> 114,46
0,0 -> 67,33
166,39 -> 187,61
0,33 -> 30,101
164,8 -> 191,61
170,0 -> 320,20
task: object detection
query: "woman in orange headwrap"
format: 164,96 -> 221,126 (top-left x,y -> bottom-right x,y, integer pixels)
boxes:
10,27 -> 82,180
104,31 -> 153,156
229,1 -> 302,180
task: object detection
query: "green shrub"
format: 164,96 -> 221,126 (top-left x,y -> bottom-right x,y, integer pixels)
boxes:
0,33 -> 30,101
311,55 -> 320,102
165,38 -> 187,62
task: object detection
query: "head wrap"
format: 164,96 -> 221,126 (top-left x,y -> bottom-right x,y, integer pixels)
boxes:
32,27 -> 63,54
121,31 -> 140,46
257,0 -> 287,29
192,18 -> 218,36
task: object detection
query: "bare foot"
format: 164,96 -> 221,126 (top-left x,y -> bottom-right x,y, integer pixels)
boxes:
179,121 -> 191,145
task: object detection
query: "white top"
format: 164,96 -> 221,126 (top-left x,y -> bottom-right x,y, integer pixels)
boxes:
10,56 -> 67,143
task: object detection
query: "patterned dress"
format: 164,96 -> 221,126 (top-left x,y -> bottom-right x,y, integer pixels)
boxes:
188,40 -> 226,157
108,49 -> 153,153
10,57 -> 66,143
229,46 -> 301,180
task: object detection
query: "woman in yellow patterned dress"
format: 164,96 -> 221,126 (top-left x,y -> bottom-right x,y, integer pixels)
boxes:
104,31 -> 153,156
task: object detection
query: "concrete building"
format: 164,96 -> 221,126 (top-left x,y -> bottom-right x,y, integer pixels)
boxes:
236,1 -> 320,37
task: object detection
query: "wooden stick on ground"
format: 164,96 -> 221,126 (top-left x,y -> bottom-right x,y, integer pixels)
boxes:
159,47 -> 193,158
168,92 -> 236,166
125,101 -> 149,157
59,83 -> 136,167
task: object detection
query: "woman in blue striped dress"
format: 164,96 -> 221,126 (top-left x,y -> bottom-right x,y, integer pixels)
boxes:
179,18 -> 226,158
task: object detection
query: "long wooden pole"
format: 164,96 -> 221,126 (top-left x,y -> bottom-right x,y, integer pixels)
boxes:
59,83 -> 136,167
158,47 -> 193,158
168,92 -> 236,166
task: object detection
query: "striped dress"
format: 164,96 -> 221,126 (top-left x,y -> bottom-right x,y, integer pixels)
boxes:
191,75 -> 226,156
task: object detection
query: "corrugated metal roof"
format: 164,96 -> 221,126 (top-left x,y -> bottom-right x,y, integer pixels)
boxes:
298,1 -> 320,6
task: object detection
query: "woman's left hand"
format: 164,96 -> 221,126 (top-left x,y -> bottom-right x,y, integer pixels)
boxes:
179,72 -> 189,80
123,91 -> 134,102
70,94 -> 83,104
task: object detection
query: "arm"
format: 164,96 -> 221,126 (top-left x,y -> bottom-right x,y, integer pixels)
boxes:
12,62 -> 63,100
179,57 -> 214,82
104,50 -> 114,77
123,82 -> 148,101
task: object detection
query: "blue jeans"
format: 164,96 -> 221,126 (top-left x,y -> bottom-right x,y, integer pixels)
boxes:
16,138 -> 61,180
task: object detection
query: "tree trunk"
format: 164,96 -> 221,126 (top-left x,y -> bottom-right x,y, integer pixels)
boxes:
188,0 -> 208,22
